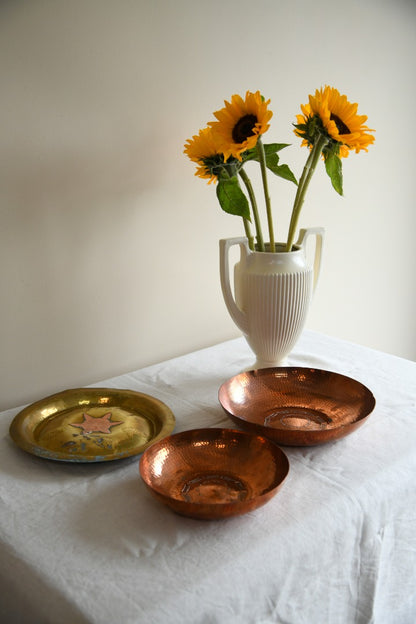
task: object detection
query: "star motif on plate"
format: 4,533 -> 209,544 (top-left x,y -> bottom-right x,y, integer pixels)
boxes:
70,412 -> 123,434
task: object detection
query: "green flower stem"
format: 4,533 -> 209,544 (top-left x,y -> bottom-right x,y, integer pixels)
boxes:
285,133 -> 328,251
243,218 -> 255,250
257,137 -> 275,252
239,168 -> 265,251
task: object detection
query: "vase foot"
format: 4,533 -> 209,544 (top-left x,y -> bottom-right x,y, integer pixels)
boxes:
244,357 -> 289,371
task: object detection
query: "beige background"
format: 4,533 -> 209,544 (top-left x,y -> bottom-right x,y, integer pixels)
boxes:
1,0 -> 415,411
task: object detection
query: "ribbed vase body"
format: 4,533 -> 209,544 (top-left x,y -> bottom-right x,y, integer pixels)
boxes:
236,268 -> 313,367
220,229 -> 324,368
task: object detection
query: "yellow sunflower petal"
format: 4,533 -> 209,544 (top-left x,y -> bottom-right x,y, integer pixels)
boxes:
308,85 -> 375,156
209,90 -> 273,161
184,127 -> 223,182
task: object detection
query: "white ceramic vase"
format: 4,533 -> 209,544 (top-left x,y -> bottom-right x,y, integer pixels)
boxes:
219,227 -> 324,368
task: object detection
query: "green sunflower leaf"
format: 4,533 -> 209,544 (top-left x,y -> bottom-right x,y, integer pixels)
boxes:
268,163 -> 298,185
241,148 -> 258,162
243,143 -> 291,162
265,152 -> 297,185
325,153 -> 343,195
216,176 -> 251,220
262,143 -> 291,154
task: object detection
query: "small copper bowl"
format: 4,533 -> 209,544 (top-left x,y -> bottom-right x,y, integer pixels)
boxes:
139,428 -> 289,520
219,368 -> 376,446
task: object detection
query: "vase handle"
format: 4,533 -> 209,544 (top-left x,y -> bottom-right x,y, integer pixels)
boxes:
219,238 -> 250,334
296,227 -> 324,292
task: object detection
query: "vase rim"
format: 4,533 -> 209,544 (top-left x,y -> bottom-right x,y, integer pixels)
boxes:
253,242 -> 302,254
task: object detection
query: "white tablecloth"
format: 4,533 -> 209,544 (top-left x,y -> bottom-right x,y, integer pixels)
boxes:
1,330 -> 415,624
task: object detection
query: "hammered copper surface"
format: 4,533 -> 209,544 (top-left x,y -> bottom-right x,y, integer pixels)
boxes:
9,388 -> 175,462
218,368 -> 376,446
139,428 -> 289,519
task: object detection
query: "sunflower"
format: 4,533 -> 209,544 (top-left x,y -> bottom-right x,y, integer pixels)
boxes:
209,91 -> 273,161
184,127 -> 226,183
295,86 -> 375,157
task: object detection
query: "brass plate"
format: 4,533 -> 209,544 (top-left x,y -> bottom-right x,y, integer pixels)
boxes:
9,388 -> 175,462
218,368 -> 376,446
140,428 -> 289,519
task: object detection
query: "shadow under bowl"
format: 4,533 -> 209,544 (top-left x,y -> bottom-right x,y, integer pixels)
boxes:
139,428 -> 289,520
218,368 -> 376,446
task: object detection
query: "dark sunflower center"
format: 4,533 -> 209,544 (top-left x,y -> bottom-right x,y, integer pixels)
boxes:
232,114 -> 258,144
330,113 -> 351,135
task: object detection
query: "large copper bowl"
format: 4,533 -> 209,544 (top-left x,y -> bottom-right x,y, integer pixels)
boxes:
219,368 -> 376,446
139,428 -> 289,520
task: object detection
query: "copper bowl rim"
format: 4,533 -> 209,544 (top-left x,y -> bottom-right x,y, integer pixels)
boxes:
218,367 -> 376,446
139,427 -> 290,513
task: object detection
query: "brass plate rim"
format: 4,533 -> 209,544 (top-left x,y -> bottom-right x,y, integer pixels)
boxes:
9,387 -> 175,463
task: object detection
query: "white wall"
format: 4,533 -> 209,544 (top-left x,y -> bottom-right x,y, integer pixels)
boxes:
1,0 -> 415,411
